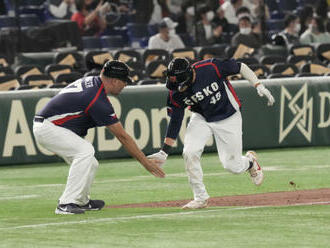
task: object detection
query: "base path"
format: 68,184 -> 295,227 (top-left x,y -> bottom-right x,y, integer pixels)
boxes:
107,188 -> 330,209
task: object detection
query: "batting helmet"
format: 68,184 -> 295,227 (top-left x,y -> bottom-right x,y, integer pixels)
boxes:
165,57 -> 193,92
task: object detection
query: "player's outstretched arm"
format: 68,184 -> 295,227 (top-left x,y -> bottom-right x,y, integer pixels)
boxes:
107,122 -> 165,178
239,62 -> 275,106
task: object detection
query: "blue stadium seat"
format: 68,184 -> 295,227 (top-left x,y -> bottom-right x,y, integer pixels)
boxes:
82,36 -> 102,50
0,15 -> 16,28
266,19 -> 285,32
126,22 -> 149,47
19,14 -> 40,27
100,35 -> 126,49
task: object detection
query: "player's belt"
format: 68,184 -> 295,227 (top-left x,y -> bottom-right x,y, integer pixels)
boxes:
34,116 -> 45,123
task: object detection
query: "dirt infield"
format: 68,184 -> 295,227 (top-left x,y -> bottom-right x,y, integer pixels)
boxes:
107,188 -> 330,208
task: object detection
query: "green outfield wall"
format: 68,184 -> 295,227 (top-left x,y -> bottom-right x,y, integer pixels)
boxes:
0,77 -> 329,165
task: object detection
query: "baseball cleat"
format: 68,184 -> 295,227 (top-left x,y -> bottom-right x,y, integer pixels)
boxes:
246,151 -> 264,186
55,203 -> 85,215
182,199 -> 209,210
80,199 -> 105,211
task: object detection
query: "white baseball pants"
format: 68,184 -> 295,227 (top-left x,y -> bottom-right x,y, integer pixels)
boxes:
33,119 -> 99,206
183,111 -> 250,201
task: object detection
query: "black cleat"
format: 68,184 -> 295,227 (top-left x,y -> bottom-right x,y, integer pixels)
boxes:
55,203 -> 85,215
80,200 -> 105,211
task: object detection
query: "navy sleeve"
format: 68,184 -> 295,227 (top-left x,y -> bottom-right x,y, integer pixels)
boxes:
87,93 -> 119,126
212,58 -> 241,77
166,91 -> 185,139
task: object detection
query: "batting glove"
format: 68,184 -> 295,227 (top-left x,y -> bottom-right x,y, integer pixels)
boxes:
256,84 -> 275,106
147,150 -> 168,167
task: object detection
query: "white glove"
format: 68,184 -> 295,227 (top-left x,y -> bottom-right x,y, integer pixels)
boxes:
256,84 -> 275,106
147,150 -> 168,167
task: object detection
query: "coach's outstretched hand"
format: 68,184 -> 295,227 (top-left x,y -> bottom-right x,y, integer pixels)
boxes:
143,158 -> 166,178
148,150 -> 168,167
256,84 -> 275,106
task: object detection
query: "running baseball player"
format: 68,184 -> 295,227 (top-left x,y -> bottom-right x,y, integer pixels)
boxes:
148,57 -> 274,209
33,60 -> 165,215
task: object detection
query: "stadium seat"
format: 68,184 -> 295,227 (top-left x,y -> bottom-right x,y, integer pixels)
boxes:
145,60 -> 167,79
171,48 -> 197,61
295,72 -> 321,77
300,62 -> 330,75
225,45 -> 237,58
126,22 -> 149,47
114,49 -> 142,63
198,44 -> 227,60
286,55 -> 316,68
270,63 -> 299,75
14,64 -> 43,79
84,69 -> 101,77
0,75 -> 21,91
100,35 -> 126,49
16,84 -> 37,90
259,55 -> 286,68
237,57 -> 259,65
289,44 -> 315,57
315,43 -> 330,64
129,70 -> 143,85
148,23 -> 159,36
266,19 -> 285,32
267,73 -> 294,79
54,71 -> 82,84
48,82 -> 67,88
142,49 -> 169,66
82,36 -> 102,50
138,79 -> 163,85
278,0 -> 299,11
22,74 -> 54,88
54,51 -> 85,71
0,15 -> 16,28
248,64 -> 270,79
19,14 -> 40,27
0,66 -> 14,76
84,50 -> 113,71
45,64 -> 73,80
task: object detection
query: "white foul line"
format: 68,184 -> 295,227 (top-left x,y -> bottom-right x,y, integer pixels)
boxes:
0,195 -> 39,200
2,201 -> 330,231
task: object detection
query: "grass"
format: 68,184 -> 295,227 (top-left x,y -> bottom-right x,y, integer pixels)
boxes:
0,146 -> 330,248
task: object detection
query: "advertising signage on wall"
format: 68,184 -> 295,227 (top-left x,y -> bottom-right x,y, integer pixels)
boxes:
0,78 -> 329,165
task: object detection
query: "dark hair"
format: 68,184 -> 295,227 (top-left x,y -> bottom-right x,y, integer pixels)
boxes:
314,16 -> 325,33
75,0 -> 85,11
197,5 -> 209,16
236,6 -> 250,17
284,14 -> 298,28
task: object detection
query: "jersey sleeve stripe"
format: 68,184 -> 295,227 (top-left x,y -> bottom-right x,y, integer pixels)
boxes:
169,90 -> 181,108
85,83 -> 104,114
194,62 -> 222,78
225,80 -> 241,107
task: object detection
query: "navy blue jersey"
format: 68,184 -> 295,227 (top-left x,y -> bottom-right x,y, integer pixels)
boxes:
38,76 -> 118,137
166,58 -> 242,139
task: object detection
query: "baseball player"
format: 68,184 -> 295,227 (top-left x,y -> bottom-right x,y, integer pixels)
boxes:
148,57 -> 274,209
33,60 -> 165,215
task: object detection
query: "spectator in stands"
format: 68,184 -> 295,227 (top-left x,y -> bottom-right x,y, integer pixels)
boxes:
195,6 -> 223,46
231,15 -> 262,49
48,0 -> 77,19
300,16 -> 330,44
71,0 -> 108,36
220,0 -> 244,25
298,5 -> 314,35
148,17 -> 185,50
315,0 -> 329,20
212,5 -> 229,32
275,14 -> 301,47
250,0 -> 269,20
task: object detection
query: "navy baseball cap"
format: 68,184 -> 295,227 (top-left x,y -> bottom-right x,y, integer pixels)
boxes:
103,60 -> 132,84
